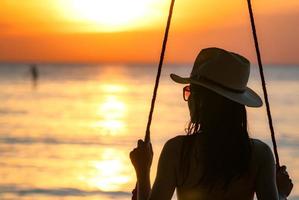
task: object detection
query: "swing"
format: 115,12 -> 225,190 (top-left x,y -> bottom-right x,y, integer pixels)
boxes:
132,0 -> 281,198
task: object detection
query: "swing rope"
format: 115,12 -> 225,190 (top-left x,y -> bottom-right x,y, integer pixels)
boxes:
131,0 -> 176,198
246,0 -> 280,167
144,0 -> 176,143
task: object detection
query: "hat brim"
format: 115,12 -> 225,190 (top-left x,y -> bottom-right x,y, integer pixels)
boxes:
170,73 -> 263,108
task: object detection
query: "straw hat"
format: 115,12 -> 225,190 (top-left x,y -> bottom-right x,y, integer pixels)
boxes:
170,47 -> 263,107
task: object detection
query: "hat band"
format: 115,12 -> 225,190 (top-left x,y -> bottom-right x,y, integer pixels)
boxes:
191,76 -> 245,93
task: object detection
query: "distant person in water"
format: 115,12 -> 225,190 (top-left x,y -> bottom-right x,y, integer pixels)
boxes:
130,47 -> 293,200
30,64 -> 38,81
30,64 -> 38,86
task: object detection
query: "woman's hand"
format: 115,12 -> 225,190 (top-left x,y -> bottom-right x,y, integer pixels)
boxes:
276,165 -> 293,199
130,139 -> 153,178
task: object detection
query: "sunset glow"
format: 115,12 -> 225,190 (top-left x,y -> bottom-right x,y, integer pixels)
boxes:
59,0 -> 168,32
0,0 -> 298,63
0,0 -> 298,198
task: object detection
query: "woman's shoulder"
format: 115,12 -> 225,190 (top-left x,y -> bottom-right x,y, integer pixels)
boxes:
250,138 -> 275,163
250,138 -> 272,152
162,135 -> 187,154
165,134 -> 189,147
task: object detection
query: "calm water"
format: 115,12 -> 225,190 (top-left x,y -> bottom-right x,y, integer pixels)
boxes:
0,64 -> 298,199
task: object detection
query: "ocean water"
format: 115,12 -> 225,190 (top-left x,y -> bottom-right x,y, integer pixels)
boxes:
0,63 -> 298,200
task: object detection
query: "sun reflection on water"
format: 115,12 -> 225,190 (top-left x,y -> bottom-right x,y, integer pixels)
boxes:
101,84 -> 128,93
83,82 -> 135,191
86,148 -> 133,191
92,84 -> 128,135
101,96 -> 126,119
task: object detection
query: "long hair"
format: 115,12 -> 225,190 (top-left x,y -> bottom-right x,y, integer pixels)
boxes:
180,84 -> 252,190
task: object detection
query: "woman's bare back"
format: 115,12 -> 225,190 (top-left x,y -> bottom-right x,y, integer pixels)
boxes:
165,135 -> 278,200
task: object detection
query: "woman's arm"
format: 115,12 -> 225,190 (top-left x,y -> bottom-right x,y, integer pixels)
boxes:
255,141 -> 293,200
255,141 -> 279,200
137,171 -> 151,200
149,139 -> 177,200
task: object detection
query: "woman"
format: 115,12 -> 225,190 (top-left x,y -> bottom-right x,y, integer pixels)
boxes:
130,47 -> 293,200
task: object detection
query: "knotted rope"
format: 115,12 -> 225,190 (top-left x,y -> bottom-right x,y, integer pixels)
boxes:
247,0 -> 280,166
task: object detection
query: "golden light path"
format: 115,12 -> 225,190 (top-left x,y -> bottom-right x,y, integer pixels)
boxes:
94,83 -> 128,134
88,148 -> 132,191
59,0 -> 168,32
96,95 -> 126,135
87,84 -> 133,191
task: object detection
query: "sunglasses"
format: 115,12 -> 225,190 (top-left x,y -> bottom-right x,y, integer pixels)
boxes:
183,85 -> 191,101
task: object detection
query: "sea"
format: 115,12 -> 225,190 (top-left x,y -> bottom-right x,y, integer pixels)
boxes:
0,63 -> 298,200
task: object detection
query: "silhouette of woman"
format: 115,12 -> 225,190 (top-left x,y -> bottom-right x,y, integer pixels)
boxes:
130,48 -> 293,200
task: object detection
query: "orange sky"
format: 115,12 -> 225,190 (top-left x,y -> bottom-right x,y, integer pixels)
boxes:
0,0 -> 298,64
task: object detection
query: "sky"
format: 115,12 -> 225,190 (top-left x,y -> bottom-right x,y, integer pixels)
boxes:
0,0 -> 298,64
